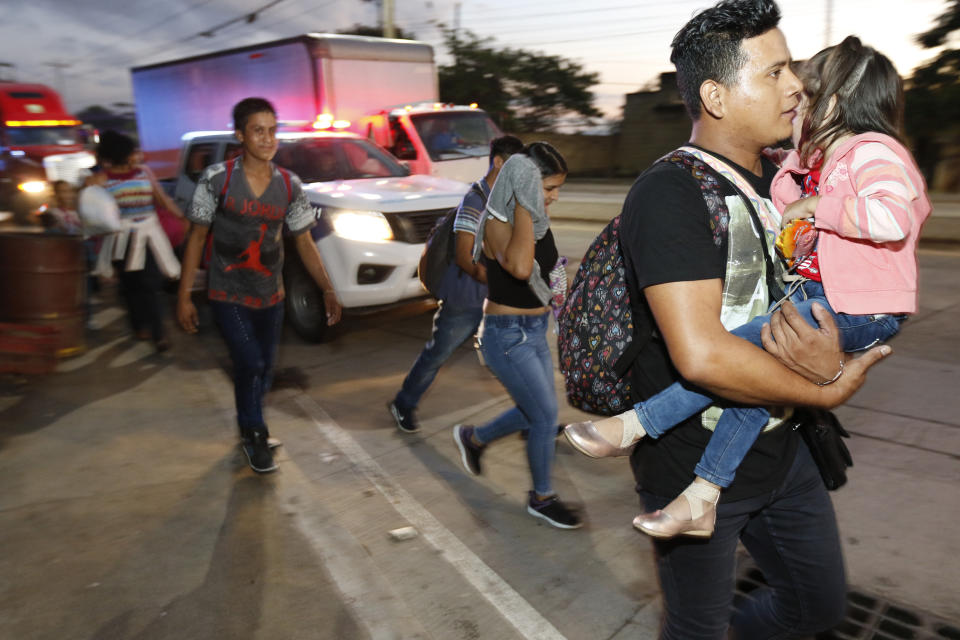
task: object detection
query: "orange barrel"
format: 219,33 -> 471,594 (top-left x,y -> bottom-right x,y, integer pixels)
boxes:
0,230 -> 86,358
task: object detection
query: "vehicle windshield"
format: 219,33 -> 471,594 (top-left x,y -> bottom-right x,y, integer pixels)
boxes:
273,137 -> 407,182
6,126 -> 81,147
410,112 -> 501,162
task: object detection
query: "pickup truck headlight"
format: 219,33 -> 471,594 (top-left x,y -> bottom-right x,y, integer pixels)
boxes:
17,180 -> 48,194
327,209 -> 394,243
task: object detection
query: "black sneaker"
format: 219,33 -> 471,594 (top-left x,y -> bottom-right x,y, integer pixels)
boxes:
527,492 -> 582,529
242,429 -> 278,474
238,436 -> 281,449
453,424 -> 484,475
389,401 -> 420,434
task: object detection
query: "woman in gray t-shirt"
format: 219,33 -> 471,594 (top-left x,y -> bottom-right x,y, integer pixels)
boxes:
453,142 -> 582,529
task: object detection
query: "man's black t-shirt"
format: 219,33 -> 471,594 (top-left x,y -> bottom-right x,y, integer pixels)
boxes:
619,147 -> 799,503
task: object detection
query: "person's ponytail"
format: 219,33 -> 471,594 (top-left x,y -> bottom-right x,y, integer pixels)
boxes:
523,142 -> 567,177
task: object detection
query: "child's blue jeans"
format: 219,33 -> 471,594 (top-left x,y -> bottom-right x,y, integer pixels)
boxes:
635,280 -> 905,487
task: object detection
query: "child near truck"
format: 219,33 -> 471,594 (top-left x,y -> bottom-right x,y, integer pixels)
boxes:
176,97 -> 342,474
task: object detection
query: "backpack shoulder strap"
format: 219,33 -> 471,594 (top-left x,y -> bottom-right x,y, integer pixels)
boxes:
669,147 -> 784,300
276,166 -> 293,205
220,158 -> 235,199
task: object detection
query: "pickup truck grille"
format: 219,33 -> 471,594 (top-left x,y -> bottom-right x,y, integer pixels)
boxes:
387,208 -> 449,244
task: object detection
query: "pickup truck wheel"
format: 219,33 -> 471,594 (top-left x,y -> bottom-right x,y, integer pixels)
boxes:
284,264 -> 331,343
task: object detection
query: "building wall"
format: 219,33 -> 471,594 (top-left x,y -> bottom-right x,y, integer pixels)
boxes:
616,73 -> 691,177
516,132 -> 619,177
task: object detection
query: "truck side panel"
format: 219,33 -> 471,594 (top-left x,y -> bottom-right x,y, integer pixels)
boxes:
132,42 -> 318,179
319,57 -> 437,127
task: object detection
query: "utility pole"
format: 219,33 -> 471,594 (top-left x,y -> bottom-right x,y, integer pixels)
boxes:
382,0 -> 395,38
824,0 -> 833,48
44,61 -> 71,100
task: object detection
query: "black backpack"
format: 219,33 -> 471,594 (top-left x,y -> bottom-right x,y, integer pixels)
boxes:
418,182 -> 485,297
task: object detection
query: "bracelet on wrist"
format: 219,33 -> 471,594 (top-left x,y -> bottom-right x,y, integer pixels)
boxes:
816,359 -> 844,386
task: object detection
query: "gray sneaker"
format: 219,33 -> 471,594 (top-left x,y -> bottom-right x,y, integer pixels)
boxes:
453,424 -> 484,475
527,492 -> 582,529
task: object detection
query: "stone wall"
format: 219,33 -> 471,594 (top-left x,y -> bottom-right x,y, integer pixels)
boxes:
515,132 -> 619,177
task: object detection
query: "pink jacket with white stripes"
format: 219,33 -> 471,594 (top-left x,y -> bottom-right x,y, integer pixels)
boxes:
770,132 -> 931,315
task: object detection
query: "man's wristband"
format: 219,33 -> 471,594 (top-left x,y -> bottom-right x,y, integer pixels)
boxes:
816,360 -> 844,386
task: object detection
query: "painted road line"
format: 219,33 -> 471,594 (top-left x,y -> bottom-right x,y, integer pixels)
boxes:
294,393 -> 568,640
201,371 -> 429,640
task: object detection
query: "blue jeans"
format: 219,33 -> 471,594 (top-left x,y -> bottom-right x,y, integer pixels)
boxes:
394,301 -> 484,410
473,313 -> 557,497
642,441 -> 847,639
211,301 -> 284,439
637,280 -> 905,487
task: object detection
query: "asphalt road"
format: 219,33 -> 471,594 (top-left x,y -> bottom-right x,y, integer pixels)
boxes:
2,219 -> 959,639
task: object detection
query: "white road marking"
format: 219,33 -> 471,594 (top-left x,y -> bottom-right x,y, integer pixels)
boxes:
294,393 -> 568,640
202,371 -> 429,639
88,307 -> 125,330
56,336 -> 127,373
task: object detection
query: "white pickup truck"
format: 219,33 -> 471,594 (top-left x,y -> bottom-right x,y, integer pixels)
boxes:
168,129 -> 469,341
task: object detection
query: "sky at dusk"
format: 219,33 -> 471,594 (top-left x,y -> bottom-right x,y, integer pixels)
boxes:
0,0 -> 949,124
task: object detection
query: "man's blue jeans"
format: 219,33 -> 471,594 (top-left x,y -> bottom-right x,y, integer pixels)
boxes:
637,280 -> 905,487
474,313 -> 557,497
211,300 -> 284,439
394,301 -> 484,410
641,441 -> 847,639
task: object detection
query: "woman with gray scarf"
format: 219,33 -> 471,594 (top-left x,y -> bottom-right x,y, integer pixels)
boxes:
453,142 -> 581,529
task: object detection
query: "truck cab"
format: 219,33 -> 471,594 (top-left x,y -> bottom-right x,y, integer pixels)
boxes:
363,103 -> 501,184
0,83 -> 95,222
171,129 -> 469,341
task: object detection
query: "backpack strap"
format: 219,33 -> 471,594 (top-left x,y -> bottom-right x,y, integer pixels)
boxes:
218,158 -> 236,209
668,147 -> 785,301
276,166 -> 293,205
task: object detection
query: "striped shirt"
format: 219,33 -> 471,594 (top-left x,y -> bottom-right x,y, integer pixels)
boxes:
104,168 -> 155,218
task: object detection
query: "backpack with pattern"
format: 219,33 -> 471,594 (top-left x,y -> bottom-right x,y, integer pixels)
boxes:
557,214 -> 652,415
557,148 -> 763,416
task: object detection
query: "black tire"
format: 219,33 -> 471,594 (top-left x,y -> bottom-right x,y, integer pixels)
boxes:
284,261 -> 331,343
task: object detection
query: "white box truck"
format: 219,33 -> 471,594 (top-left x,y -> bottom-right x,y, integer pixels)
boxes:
131,33 -> 502,184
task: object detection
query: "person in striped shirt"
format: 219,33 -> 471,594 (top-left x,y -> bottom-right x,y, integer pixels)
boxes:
565,35 -> 931,540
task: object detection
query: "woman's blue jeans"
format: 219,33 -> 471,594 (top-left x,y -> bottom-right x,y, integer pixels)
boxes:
211,300 -> 284,439
474,312 -> 557,497
636,280 -> 905,487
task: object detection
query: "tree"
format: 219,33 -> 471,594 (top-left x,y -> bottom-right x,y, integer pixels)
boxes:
439,30 -> 601,132
907,0 -> 960,182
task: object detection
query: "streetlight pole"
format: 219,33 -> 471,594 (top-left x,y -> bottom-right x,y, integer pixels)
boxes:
825,0 -> 833,47
383,0 -> 395,38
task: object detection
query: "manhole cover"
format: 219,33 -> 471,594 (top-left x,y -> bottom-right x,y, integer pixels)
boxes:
735,556 -> 960,639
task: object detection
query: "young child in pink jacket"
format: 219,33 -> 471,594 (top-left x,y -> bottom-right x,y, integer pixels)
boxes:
564,36 -> 931,539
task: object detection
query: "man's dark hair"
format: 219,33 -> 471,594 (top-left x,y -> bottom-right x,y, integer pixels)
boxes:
670,0 -> 782,120
233,97 -> 277,132
97,129 -> 136,166
489,134 -> 524,164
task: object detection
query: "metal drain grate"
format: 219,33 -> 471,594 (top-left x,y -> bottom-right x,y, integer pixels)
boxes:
735,557 -> 960,639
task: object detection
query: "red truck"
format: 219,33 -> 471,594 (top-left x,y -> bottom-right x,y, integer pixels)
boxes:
0,82 -> 95,223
